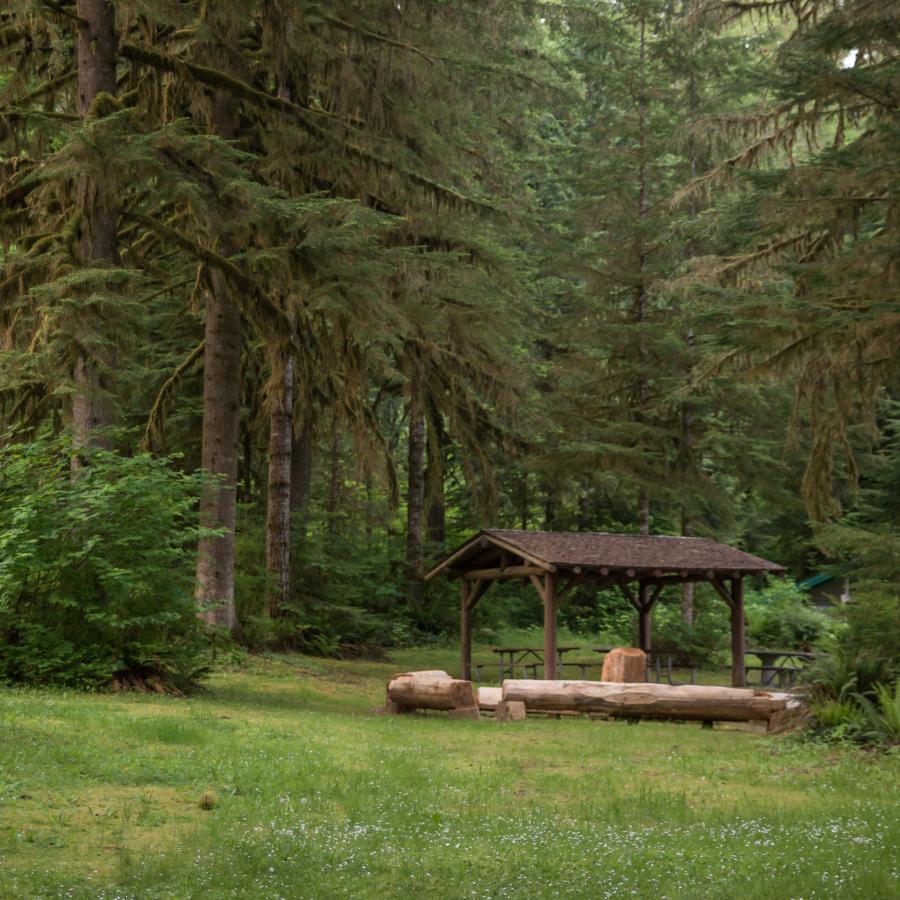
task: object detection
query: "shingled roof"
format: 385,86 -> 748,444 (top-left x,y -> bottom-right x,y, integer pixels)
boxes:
425,529 -> 785,579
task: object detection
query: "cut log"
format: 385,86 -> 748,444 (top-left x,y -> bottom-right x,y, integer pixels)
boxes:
387,675 -> 477,711
477,686 -> 502,711
601,648 -> 646,683
501,680 -> 787,722
495,700 -> 526,722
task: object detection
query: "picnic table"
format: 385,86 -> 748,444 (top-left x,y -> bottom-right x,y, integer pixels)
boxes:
747,648 -> 815,687
491,646 -> 580,680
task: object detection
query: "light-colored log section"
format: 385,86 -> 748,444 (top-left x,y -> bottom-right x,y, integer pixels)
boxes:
502,680 -> 787,722
477,686 -> 502,711
601,648 -> 646,683
387,674 -> 477,711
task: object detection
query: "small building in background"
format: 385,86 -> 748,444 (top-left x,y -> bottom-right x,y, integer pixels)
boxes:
799,573 -> 852,608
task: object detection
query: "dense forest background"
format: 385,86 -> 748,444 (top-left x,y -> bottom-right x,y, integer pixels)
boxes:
0,0 -> 897,686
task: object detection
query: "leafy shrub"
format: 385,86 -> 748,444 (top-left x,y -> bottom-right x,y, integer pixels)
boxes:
745,579 -> 834,650
651,592 -> 729,666
558,587 -> 633,642
854,682 -> 900,747
801,624 -> 899,750
809,698 -> 866,740
842,592 -> 900,670
0,435 -> 211,690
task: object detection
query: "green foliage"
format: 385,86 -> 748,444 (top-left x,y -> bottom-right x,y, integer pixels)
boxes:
853,683 -> 900,747
235,508 -> 422,656
801,594 -> 899,748
0,435 -> 210,690
558,587 -> 634,643
652,595 -> 729,666
745,580 -> 834,650
842,592 -> 900,668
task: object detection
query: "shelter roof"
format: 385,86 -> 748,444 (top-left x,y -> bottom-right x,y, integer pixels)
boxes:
425,529 -> 785,580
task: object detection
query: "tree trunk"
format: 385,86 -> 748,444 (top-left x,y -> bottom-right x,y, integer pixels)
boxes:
266,354 -> 293,617
681,510 -> 695,625
239,405 -> 254,502
502,680 -> 786,723
425,457 -> 446,549
633,15 -> 651,539
290,420 -> 313,524
425,406 -> 446,548
193,11 -> 244,634
405,360 -> 426,615
543,483 -> 557,531
638,489 -> 650,535
326,415 -> 341,535
195,266 -> 242,632
519,473 -> 529,530
72,0 -> 118,458
681,38 -> 700,625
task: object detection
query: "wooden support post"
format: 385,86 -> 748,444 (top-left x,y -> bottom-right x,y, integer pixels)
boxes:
638,583 -> 652,653
543,572 -> 557,679
460,581 -> 472,682
731,576 -> 746,687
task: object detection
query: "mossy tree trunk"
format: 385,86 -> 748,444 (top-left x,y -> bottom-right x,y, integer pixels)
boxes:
266,354 -> 294,617
406,357 -> 426,616
195,81 -> 242,632
72,0 -> 118,457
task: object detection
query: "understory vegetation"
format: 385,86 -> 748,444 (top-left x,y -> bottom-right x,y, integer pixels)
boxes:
0,436 -> 209,691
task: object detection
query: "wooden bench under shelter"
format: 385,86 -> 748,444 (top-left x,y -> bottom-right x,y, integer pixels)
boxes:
423,529 -> 786,688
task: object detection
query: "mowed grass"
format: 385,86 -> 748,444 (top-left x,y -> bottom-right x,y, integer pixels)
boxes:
1,649 -> 898,899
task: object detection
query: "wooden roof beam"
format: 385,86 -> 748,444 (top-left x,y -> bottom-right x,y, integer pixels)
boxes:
463,565 -> 546,581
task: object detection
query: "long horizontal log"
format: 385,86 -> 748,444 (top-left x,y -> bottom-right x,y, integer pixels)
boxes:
387,675 -> 476,711
501,680 -> 786,722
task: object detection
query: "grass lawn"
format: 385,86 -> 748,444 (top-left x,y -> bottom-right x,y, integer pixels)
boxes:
1,646 -> 898,899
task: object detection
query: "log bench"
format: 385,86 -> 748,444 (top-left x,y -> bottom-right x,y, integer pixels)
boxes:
502,679 -> 789,726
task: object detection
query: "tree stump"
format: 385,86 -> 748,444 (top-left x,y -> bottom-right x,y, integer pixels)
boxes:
601,647 -> 646,683
495,700 -> 526,722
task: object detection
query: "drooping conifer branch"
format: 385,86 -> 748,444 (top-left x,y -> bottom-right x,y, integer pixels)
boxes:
143,339 -> 205,451
119,43 -> 497,215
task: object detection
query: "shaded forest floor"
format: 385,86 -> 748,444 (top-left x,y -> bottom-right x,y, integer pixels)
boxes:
1,651 -> 898,899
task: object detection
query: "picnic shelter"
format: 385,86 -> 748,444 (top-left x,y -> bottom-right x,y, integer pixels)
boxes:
424,530 -> 786,687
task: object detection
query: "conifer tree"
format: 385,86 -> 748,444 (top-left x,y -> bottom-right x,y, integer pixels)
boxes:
685,0 -> 900,522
